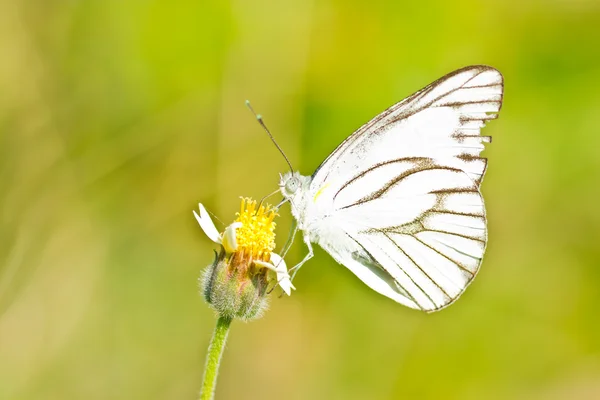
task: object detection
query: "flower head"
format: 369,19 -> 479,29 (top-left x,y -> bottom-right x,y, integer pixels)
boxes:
233,198 -> 276,260
194,198 -> 294,320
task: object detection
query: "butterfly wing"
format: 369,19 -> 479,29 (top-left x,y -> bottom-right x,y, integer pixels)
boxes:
312,65 -> 503,188
308,66 -> 503,311
331,164 -> 486,311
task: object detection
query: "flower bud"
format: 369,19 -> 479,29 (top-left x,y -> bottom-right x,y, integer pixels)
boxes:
201,248 -> 269,321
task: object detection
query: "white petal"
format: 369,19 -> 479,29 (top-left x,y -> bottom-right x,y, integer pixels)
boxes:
193,203 -> 221,244
254,260 -> 276,272
269,253 -> 286,271
270,253 -> 296,296
222,222 -> 242,253
254,255 -> 295,296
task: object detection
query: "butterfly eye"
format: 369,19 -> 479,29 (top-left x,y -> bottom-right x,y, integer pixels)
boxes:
285,177 -> 299,194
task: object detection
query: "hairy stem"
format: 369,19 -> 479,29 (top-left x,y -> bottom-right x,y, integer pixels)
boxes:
200,316 -> 232,400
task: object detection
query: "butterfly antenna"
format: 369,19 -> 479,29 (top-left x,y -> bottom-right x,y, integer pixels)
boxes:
245,100 -> 294,173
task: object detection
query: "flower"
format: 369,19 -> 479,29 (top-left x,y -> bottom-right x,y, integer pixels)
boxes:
194,198 -> 294,320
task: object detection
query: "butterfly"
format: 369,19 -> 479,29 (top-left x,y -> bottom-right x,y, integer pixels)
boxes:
278,65 -> 503,312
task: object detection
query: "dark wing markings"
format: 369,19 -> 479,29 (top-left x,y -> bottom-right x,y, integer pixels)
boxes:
426,212 -> 486,229
460,114 -> 498,122
460,83 -> 503,89
430,210 -> 485,219
422,228 -> 486,244
430,188 -> 479,195
436,100 -> 502,109
340,166 -> 469,210
333,157 -> 433,204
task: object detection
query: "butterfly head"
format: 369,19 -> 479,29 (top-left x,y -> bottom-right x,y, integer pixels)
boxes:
279,171 -> 310,202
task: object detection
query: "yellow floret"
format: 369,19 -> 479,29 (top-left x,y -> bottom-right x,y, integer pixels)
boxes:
234,197 -> 277,261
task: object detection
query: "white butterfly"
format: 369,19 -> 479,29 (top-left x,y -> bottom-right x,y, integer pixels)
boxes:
279,65 -> 503,312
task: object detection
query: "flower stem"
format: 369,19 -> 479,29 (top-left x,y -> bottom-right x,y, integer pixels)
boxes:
200,316 -> 232,400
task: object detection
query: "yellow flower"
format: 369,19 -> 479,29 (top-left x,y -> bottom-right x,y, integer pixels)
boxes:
194,198 -> 294,306
233,198 -> 277,261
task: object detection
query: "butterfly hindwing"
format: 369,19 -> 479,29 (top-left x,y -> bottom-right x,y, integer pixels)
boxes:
336,165 -> 486,311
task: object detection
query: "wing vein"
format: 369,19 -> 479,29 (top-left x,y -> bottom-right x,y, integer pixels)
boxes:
413,235 -> 475,276
425,228 -> 485,243
340,165 -> 466,210
383,232 -> 452,301
344,232 -> 423,309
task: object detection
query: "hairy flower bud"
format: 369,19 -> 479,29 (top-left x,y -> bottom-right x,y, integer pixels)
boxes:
201,249 -> 269,321
194,198 -> 294,322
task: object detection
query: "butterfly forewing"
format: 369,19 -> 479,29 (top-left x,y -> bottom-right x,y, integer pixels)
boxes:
311,65 -> 503,189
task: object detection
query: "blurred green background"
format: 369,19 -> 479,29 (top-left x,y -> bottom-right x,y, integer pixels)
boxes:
1,1 -> 599,399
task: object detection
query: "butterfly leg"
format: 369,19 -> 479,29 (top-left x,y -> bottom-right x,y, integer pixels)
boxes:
288,234 -> 314,282
279,219 -> 298,260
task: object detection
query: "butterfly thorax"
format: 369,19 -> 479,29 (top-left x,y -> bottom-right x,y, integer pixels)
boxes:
280,171 -> 318,231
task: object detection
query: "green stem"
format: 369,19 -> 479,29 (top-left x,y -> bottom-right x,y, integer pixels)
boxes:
200,316 -> 232,400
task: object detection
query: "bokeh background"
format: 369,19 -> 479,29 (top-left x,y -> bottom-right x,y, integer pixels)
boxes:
1,1 -> 599,399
